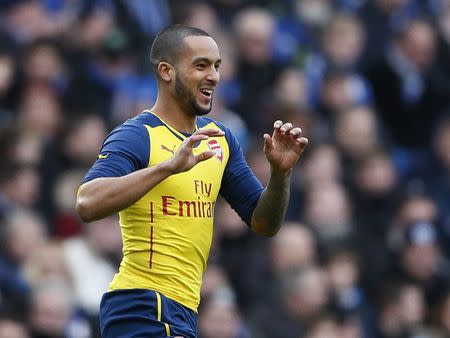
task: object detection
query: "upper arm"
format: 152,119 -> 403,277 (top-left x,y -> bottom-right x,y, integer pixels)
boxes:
83,120 -> 150,183
219,124 -> 264,225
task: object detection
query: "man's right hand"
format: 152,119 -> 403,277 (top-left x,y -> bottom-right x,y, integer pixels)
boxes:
166,128 -> 225,174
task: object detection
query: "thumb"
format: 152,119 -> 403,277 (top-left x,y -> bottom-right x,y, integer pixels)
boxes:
195,150 -> 215,163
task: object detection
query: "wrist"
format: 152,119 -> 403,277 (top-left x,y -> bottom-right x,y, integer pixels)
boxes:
156,160 -> 177,177
270,166 -> 292,179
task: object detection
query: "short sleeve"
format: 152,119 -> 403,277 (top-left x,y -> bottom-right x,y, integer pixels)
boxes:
218,123 -> 264,225
83,119 -> 150,183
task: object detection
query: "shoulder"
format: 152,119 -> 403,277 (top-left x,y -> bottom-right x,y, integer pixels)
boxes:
197,116 -> 233,137
105,111 -> 163,143
132,110 -> 165,128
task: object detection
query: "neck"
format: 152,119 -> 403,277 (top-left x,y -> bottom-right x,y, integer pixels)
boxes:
150,91 -> 197,133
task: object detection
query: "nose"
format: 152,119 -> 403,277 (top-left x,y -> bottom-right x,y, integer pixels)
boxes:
206,67 -> 220,85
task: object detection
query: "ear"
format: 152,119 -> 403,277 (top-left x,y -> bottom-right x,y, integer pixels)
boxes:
158,62 -> 174,83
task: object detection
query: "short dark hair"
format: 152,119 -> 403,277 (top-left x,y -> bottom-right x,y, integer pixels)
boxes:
150,25 -> 211,74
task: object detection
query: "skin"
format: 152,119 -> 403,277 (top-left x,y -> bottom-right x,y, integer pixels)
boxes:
76,35 -> 308,237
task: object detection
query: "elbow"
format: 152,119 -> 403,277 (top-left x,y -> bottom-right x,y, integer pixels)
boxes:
259,228 -> 279,238
250,220 -> 280,237
76,195 -> 96,223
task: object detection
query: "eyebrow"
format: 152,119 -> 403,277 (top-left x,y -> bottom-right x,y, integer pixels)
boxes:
192,57 -> 222,65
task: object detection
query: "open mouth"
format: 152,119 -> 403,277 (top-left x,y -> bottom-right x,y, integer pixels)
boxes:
199,88 -> 213,98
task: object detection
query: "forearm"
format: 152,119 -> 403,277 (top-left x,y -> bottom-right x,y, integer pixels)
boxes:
76,162 -> 173,222
250,169 -> 291,237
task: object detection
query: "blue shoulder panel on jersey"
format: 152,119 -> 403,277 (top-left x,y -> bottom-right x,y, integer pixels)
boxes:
83,113 -> 153,183
196,116 -> 215,128
135,110 -> 165,128
215,120 -> 264,225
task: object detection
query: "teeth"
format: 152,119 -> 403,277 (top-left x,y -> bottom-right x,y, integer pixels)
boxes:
200,89 -> 213,96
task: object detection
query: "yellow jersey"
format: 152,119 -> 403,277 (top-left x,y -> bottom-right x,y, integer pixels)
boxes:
82,111 -> 263,311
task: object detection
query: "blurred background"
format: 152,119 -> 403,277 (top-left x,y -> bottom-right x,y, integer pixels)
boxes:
0,0 -> 449,337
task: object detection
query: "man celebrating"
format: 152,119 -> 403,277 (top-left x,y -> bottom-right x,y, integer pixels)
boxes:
76,25 -> 308,338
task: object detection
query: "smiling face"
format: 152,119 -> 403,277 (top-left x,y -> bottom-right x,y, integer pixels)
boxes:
173,35 -> 221,116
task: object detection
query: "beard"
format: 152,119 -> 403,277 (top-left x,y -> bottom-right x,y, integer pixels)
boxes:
175,73 -> 212,116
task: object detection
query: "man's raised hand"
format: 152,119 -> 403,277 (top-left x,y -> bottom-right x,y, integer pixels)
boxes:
263,120 -> 308,175
167,128 -> 225,174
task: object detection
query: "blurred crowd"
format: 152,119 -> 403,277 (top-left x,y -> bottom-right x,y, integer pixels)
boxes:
0,0 -> 449,337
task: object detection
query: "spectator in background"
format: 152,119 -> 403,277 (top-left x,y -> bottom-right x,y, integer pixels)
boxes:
233,7 -> 281,132
51,170 -> 87,237
29,281 -> 91,338
181,1 -> 221,38
200,263 -> 230,301
262,67 -> 314,140
0,318 -> 29,338
17,84 -> 62,141
251,265 -> 329,338
296,143 -> 342,187
21,38 -> 68,97
415,115 -> 450,254
39,114 -> 107,233
303,181 -> 354,249
0,209 -> 47,318
374,280 -> 427,338
198,288 -> 250,338
435,1 -> 450,91
64,0 -> 116,60
303,314 -> 339,338
273,67 -> 309,109
304,12 -> 369,110
431,289 -> 450,337
245,221 -> 318,312
289,142 -> 341,218
317,69 -> 369,120
391,221 -> 450,307
325,248 -> 365,315
23,240 -> 71,290
294,0 -> 334,35
391,194 -> 438,229
271,223 -> 317,274
0,42 -> 17,123
365,18 -> 448,153
334,106 -> 382,175
0,0 -> 63,45
349,149 -> 403,297
62,216 -> 121,318
0,161 -> 40,212
359,0 -> 426,68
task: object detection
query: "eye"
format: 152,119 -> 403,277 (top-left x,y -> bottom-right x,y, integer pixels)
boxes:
196,63 -> 207,70
214,64 -> 220,71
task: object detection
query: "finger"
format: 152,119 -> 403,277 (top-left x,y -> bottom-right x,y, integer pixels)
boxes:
273,120 -> 283,129
289,127 -> 303,137
195,128 -> 225,137
280,123 -> 293,133
185,134 -> 210,148
195,150 -> 214,163
263,133 -> 273,153
296,137 -> 309,150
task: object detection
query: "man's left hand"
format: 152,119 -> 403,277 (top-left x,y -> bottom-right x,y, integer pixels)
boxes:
263,120 -> 308,175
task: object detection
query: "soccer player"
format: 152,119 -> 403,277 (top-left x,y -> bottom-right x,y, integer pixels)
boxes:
76,25 -> 308,338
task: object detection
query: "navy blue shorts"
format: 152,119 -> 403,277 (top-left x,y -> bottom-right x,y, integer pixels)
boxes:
99,289 -> 197,338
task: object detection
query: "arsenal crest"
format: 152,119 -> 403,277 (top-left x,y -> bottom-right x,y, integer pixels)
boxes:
207,139 -> 223,161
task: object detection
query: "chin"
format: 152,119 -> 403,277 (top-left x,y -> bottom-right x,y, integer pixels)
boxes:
194,103 -> 212,116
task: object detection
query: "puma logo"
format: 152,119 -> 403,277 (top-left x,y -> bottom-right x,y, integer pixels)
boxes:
98,153 -> 109,159
161,144 -> 176,155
